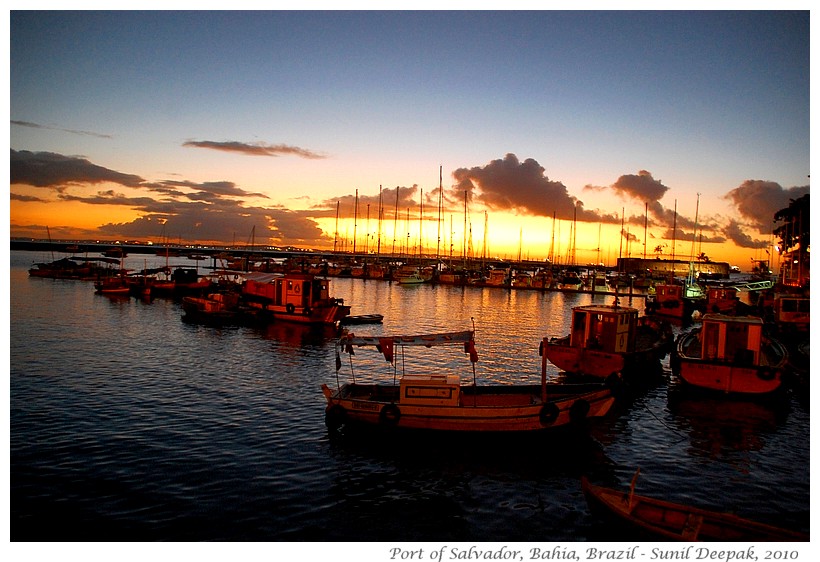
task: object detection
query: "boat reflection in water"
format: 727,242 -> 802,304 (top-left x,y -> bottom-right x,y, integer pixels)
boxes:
666,381 -> 790,456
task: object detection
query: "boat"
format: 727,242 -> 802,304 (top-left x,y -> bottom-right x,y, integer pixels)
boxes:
321,330 -> 616,433
396,266 -> 427,285
645,280 -> 705,319
582,470 -> 808,541
543,301 -> 673,383
241,271 -> 350,325
181,292 -> 245,324
94,274 -> 131,295
671,313 -> 788,395
340,314 -> 384,325
704,285 -> 740,314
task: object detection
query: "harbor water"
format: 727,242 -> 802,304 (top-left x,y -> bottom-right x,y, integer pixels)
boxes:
9,250 -> 810,545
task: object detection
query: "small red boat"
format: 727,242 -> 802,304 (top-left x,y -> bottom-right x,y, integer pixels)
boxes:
543,302 -> 673,383
242,272 -> 350,326
672,314 -> 788,395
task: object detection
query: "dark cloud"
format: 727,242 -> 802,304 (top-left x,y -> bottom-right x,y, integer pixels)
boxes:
11,120 -> 112,139
724,180 -> 810,234
450,153 -> 619,224
723,219 -> 769,249
610,170 -> 669,203
183,140 -> 326,159
10,150 -> 144,188
10,192 -> 45,202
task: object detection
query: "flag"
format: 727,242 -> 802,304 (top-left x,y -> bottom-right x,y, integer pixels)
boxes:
379,337 -> 394,363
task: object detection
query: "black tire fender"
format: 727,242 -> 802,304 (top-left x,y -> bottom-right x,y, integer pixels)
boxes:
303,307 -> 312,316
325,404 -> 347,429
379,403 -> 401,426
539,403 -> 560,426
285,303 -> 295,314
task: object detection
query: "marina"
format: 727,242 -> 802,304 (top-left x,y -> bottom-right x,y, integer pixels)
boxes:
10,248 -> 810,542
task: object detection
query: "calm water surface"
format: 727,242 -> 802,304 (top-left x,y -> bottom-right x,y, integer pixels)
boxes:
9,251 -> 810,543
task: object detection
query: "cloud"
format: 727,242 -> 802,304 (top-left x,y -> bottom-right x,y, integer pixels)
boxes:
610,170 -> 670,203
450,153 -> 620,224
724,180 -> 810,234
183,140 -> 327,159
9,149 -> 329,247
11,120 -> 112,139
723,219 -> 769,249
10,192 -> 46,202
10,150 -> 144,188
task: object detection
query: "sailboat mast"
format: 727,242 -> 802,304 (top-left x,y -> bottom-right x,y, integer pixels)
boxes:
418,188 -> 423,263
436,166 -> 442,264
353,188 -> 359,256
334,201 -> 340,253
463,190 -> 467,267
377,185 -> 383,257
643,201 -> 648,260
392,186 -> 399,257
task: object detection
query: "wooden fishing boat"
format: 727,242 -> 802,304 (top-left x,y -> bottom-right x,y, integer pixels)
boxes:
543,301 -> 673,383
321,330 -> 615,433
582,471 -> 808,541
241,271 -> 350,325
645,281 -> 705,319
93,275 -> 131,295
181,292 -> 245,324
671,314 -> 788,395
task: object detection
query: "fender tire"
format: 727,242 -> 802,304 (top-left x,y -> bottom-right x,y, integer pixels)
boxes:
325,404 -> 347,430
539,403 -> 560,426
286,303 -> 295,314
379,403 -> 401,426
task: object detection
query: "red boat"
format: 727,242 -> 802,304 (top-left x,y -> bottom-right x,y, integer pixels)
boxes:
242,272 -> 350,326
672,314 -> 788,395
543,302 -> 673,383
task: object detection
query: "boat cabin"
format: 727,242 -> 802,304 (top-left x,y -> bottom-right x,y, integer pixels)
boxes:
568,304 -> 638,354
399,375 -> 461,406
699,314 -> 763,366
773,294 -> 809,331
706,286 -> 739,314
243,272 -> 333,310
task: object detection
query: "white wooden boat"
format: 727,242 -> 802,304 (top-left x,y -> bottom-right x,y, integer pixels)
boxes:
321,330 -> 615,433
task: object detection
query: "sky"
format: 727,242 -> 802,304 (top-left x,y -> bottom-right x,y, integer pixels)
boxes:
8,7 -> 811,269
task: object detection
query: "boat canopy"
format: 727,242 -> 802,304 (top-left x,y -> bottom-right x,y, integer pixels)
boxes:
341,330 -> 474,348
338,330 -> 477,365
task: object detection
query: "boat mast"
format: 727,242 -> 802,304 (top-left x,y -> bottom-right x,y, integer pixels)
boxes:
462,190 -> 467,268
643,201 -> 648,260
392,186 -> 399,258
376,185 -> 383,258
418,188 -> 423,264
333,201 -> 340,253
436,166 -> 442,266
353,188 -> 359,256
688,193 -> 700,284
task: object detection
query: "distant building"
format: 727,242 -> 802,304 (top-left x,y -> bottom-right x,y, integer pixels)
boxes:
616,257 -> 731,279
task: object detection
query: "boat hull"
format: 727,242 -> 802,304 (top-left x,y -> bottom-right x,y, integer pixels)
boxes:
322,383 -> 615,433
676,360 -> 782,395
582,477 -> 808,541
